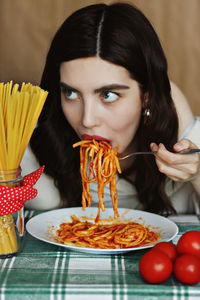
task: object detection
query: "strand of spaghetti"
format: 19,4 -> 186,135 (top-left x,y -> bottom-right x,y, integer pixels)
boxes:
15,92 -> 30,165
97,148 -> 103,181
85,146 -> 95,207
11,83 -> 19,96
99,140 -> 112,149
73,140 -> 92,147
19,91 -> 48,164
0,104 -> 7,170
96,148 -> 105,214
4,82 -> 12,120
101,155 -> 113,178
5,92 -> 16,169
80,149 -> 88,210
80,147 -> 95,184
2,82 -> 7,119
81,146 -> 94,208
81,147 -> 90,182
109,175 -> 118,219
82,184 -> 87,209
93,139 -> 100,150
88,147 -> 96,182
0,83 -> 3,102
7,92 -> 23,169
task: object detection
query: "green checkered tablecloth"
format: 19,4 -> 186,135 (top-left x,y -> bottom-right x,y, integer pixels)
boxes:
0,211 -> 200,300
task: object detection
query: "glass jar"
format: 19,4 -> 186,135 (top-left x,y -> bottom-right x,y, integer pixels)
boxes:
0,168 -> 23,258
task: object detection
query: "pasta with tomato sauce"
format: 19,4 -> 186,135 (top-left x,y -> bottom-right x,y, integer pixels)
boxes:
54,215 -> 161,249
73,139 -> 121,222
69,139 -> 161,249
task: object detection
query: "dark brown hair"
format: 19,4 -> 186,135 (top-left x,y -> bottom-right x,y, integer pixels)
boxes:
30,2 -> 178,214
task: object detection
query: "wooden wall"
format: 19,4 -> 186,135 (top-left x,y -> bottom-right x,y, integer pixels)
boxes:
0,0 -> 199,113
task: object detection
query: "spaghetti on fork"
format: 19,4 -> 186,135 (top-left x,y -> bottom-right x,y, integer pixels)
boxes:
73,139 -> 121,222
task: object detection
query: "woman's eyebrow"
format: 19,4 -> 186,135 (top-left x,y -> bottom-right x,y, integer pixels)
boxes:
60,82 -> 130,94
60,82 -> 79,92
94,84 -> 130,93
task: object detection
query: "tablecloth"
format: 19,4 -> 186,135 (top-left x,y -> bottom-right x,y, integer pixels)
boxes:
0,211 -> 200,300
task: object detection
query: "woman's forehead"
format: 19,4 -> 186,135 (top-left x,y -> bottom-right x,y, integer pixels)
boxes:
60,57 -> 134,87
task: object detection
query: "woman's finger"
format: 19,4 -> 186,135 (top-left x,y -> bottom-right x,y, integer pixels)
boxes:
156,160 -> 198,181
152,142 -> 199,167
151,142 -> 200,181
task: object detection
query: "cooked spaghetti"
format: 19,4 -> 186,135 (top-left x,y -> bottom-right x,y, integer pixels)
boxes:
0,81 -> 48,256
54,215 -> 161,249
73,139 -> 121,222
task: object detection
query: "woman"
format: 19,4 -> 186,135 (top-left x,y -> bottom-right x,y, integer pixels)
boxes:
22,2 -> 200,215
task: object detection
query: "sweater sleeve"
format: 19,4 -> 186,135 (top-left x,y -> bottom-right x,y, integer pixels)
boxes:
166,116 -> 200,214
21,145 -> 61,210
179,116 -> 200,147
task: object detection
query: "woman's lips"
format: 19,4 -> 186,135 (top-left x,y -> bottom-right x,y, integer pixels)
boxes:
82,134 -> 111,144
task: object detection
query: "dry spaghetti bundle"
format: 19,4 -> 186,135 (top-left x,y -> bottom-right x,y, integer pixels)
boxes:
0,81 -> 48,256
0,81 -> 48,170
55,215 -> 161,249
73,139 -> 122,222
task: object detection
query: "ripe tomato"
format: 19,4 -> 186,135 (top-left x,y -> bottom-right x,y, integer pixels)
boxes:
139,249 -> 173,283
153,242 -> 177,261
174,254 -> 200,284
177,231 -> 200,258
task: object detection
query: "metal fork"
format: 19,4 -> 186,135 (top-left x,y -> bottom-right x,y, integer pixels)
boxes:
119,149 -> 200,160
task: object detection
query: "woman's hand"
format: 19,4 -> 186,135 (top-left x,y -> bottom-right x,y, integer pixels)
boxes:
150,139 -> 200,185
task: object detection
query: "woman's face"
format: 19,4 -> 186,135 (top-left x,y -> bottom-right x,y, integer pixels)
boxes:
60,57 -> 142,154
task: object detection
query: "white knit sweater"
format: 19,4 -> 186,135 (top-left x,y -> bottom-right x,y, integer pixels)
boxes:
22,117 -> 200,213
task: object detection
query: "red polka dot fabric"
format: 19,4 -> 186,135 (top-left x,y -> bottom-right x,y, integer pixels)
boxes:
0,166 -> 45,216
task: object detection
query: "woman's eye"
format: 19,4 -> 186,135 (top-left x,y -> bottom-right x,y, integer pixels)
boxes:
62,88 -> 79,100
101,91 -> 119,103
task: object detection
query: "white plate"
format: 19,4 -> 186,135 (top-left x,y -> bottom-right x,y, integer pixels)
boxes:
26,207 -> 178,255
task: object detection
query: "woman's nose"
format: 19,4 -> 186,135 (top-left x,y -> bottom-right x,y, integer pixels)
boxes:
82,99 -> 99,128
